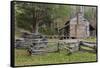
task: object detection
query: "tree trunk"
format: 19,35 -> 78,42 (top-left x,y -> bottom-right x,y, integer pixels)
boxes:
32,8 -> 39,33
35,22 -> 39,33
32,20 -> 39,33
32,22 -> 36,33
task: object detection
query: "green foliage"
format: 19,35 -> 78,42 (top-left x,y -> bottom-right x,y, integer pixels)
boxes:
15,2 -> 34,32
84,7 -> 96,22
15,2 -> 96,35
15,2 -> 71,34
39,26 -> 58,35
83,37 -> 96,42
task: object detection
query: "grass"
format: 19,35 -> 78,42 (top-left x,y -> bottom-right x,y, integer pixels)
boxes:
80,46 -> 94,51
14,37 -> 97,66
83,37 -> 96,42
15,48 -> 96,66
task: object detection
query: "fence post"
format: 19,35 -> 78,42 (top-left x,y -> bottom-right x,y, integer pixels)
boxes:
79,41 -> 81,51
57,42 -> 60,53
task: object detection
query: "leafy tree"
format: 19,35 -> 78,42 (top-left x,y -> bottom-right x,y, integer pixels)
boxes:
15,2 -> 71,35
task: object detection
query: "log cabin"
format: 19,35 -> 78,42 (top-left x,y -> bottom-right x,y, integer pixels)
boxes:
59,7 -> 95,39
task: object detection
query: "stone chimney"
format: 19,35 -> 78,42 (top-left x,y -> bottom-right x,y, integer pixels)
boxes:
80,6 -> 84,17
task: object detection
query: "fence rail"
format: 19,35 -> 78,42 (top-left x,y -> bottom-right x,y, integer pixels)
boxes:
15,39 -> 97,55
80,41 -> 97,53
